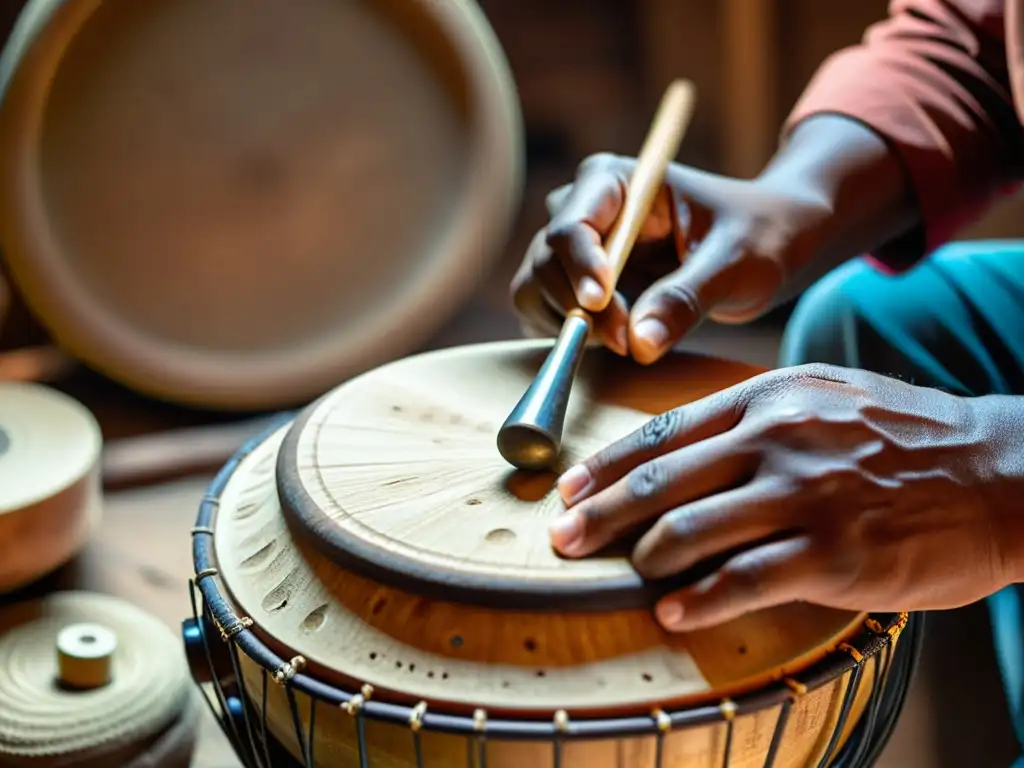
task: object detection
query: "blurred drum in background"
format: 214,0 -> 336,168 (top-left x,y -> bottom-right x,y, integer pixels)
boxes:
0,381 -> 101,595
0,0 -> 523,410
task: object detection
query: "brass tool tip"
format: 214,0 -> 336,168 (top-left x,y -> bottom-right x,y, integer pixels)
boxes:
495,423 -> 558,472
496,78 -> 697,471
496,312 -> 591,471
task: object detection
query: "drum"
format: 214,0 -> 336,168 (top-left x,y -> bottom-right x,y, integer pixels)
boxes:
183,340 -> 923,767
0,381 -> 102,594
0,0 -> 523,410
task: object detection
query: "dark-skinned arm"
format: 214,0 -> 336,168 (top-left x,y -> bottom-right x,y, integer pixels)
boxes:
757,0 -> 1024,298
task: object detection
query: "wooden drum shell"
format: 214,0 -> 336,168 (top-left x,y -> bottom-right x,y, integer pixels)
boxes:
231,649 -> 886,768
190,409 -> 912,768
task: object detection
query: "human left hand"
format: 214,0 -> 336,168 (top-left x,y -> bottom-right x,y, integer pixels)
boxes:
549,363 -> 1024,632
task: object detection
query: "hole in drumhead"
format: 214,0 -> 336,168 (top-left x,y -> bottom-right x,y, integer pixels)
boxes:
536,670 -> 545,678
485,528 -> 516,545
395,661 -> 403,669
303,604 -> 328,631
427,671 -> 434,678
261,585 -> 292,614
391,405 -> 403,413
442,672 -> 449,680
466,498 -> 482,506
369,652 -> 378,661
80,635 -> 96,644
409,664 -> 416,673
642,673 -> 653,682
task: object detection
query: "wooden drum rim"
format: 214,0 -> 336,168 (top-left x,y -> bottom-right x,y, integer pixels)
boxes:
0,0 -> 524,409
191,417 -> 915,738
273,340 -> 797,613
277,376 -> 659,613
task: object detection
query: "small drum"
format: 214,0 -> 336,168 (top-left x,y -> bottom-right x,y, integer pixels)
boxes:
184,340 -> 923,767
0,382 -> 102,594
0,0 -> 523,410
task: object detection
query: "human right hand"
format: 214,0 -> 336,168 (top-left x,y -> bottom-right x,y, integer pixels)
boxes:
510,152 -> 834,364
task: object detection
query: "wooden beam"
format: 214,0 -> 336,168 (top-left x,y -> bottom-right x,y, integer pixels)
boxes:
721,0 -> 779,178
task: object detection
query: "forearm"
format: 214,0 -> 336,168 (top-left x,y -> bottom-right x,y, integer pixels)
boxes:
757,114 -> 919,296
757,0 -> 1024,302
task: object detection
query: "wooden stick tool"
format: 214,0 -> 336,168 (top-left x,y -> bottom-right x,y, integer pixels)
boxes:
496,79 -> 697,471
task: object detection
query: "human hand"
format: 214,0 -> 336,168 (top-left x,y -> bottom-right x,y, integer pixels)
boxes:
548,364 -> 1024,631
510,153 -> 832,364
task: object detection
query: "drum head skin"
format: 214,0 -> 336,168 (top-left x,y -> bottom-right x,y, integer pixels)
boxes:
0,0 -> 523,409
211,340 -> 867,718
278,340 -> 769,609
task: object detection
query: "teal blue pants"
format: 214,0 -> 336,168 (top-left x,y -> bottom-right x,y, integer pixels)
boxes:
780,241 -> 1024,764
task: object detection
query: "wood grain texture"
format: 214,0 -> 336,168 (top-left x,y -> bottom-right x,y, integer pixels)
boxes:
276,341 -> 851,614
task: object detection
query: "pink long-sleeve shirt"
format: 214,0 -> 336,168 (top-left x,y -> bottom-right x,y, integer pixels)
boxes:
785,0 -> 1024,270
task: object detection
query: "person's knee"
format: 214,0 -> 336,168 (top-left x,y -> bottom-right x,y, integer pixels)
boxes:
779,259 -> 875,369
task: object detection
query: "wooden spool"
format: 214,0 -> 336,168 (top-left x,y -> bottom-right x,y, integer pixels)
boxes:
192,340 -> 915,767
0,382 -> 102,594
0,0 -> 523,410
56,622 -> 118,690
0,591 -> 197,768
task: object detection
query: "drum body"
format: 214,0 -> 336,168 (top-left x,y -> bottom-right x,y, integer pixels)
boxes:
0,382 -> 102,594
183,340 -> 923,767
0,0 -> 523,409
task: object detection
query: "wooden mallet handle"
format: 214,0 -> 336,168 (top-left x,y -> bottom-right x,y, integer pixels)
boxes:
574,78 -> 697,317
497,80 -> 698,471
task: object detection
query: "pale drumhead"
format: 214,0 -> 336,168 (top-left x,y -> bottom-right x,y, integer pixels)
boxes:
211,341 -> 866,714
0,0 -> 523,409
0,382 -> 102,592
276,341 -> 764,605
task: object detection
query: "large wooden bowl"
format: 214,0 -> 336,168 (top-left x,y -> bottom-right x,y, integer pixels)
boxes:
0,0 -> 523,409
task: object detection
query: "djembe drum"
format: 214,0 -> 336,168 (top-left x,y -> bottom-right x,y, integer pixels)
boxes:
184,340 -> 922,767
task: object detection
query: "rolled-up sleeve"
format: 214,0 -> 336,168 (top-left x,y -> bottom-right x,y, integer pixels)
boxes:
784,0 -> 1024,270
